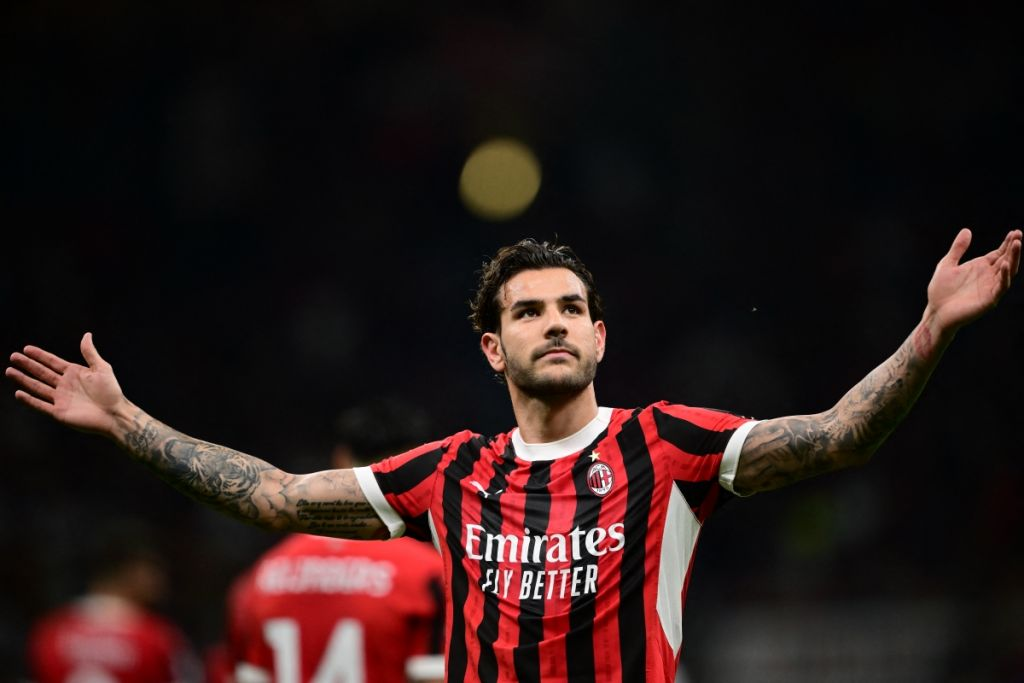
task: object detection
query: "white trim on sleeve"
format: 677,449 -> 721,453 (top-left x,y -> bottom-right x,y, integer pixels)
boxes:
353,466 -> 407,538
718,420 -> 760,496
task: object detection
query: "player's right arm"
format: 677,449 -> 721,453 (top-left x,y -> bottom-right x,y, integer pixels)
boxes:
730,228 -> 1020,495
5,333 -> 388,540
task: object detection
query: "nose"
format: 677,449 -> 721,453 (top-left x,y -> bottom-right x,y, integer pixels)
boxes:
543,309 -> 568,339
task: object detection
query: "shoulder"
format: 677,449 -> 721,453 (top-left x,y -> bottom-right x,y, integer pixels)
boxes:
397,429 -> 483,458
638,400 -> 751,428
442,429 -> 508,459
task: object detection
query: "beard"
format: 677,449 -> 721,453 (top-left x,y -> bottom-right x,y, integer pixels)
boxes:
502,339 -> 598,398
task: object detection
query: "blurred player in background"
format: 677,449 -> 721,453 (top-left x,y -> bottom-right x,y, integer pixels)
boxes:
224,398 -> 445,683
27,519 -> 200,683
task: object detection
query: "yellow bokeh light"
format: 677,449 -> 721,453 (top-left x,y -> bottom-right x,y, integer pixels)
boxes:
459,138 -> 541,221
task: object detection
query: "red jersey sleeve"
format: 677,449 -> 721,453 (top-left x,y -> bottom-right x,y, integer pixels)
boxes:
647,401 -> 757,521
355,436 -> 458,541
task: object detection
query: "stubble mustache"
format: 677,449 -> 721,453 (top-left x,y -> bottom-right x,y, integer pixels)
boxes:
532,339 -> 580,361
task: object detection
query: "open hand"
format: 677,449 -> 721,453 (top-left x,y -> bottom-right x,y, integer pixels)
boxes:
927,228 -> 1022,331
6,332 -> 127,436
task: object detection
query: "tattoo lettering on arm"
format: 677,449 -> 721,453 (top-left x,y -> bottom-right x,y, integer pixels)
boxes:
734,323 -> 944,494
296,499 -> 390,538
116,410 -> 387,539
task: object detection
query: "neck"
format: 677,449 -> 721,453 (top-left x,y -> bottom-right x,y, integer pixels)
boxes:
509,383 -> 599,443
90,579 -> 149,609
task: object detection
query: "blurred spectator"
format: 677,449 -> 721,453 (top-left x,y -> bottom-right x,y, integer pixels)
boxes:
27,519 -> 200,683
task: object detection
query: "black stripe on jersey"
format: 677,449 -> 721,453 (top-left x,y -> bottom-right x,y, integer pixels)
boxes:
653,407 -> 736,456
565,443 -> 605,682
674,479 -> 714,513
427,576 -> 446,655
617,410 -> 655,681
441,438 -> 482,682
405,511 -> 434,542
376,445 -> 446,496
475,453 -> 518,683
514,459 -> 553,683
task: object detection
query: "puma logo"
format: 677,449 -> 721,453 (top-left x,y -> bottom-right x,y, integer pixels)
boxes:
471,481 -> 504,499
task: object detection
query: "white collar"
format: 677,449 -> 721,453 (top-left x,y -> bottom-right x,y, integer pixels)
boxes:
511,407 -> 613,461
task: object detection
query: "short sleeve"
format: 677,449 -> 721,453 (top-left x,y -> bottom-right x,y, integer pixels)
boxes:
356,438 -> 450,540
649,402 -> 756,520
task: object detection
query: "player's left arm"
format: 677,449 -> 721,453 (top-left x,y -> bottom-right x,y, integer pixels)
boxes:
732,228 -> 1021,495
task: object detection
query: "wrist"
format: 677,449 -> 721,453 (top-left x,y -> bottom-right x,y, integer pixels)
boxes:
915,308 -> 956,361
108,398 -> 143,443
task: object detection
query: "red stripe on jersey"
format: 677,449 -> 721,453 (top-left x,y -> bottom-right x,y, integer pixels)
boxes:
492,459 -> 528,683
538,454 -> 579,681
590,413 -> 631,682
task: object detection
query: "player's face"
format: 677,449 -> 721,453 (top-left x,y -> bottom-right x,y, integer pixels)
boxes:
480,267 -> 606,398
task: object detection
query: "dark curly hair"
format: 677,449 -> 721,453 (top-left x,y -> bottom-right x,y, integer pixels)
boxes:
469,238 -> 604,334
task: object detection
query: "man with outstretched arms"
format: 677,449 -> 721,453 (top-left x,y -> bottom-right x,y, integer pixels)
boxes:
7,229 -> 1021,683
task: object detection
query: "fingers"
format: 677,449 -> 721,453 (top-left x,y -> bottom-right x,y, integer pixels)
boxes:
1009,230 -> 1022,277
989,229 -> 1020,263
20,346 -> 70,376
989,230 -> 1022,275
80,332 -> 107,368
4,366 -> 56,403
985,231 -> 1011,265
12,388 -> 57,416
944,227 -> 973,266
7,352 -> 62,387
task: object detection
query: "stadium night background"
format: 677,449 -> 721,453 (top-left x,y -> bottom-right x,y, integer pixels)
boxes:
2,3 -> 1022,681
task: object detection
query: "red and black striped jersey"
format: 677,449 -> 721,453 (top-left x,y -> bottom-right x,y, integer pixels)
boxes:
354,402 -> 757,683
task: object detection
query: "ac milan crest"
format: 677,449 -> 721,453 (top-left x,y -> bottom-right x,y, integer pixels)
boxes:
587,461 -> 614,496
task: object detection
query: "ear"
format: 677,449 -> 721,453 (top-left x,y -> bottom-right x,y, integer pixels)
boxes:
594,320 -> 607,363
480,332 -> 506,373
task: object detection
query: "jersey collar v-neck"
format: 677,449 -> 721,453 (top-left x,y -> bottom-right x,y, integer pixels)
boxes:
511,407 -> 613,461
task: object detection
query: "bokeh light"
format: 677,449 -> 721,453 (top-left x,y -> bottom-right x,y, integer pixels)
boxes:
459,138 -> 541,221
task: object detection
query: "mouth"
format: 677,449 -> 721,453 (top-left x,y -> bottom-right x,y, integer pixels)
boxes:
536,346 -> 578,361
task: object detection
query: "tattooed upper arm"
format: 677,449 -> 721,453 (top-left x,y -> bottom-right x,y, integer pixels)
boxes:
732,412 -> 850,494
278,469 -> 390,540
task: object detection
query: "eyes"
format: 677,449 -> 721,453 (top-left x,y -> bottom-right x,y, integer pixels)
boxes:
514,303 -> 584,319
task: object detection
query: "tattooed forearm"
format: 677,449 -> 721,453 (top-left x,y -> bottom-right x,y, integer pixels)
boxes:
117,410 -> 277,521
735,319 -> 952,494
112,409 -> 385,539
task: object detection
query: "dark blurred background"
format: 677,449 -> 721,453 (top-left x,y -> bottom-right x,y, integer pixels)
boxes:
2,2 -> 1022,681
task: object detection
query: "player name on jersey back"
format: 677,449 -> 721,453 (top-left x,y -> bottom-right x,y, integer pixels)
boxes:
256,556 -> 396,597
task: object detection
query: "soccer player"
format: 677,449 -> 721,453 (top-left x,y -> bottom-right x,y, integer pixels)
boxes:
224,399 -> 445,683
7,229 -> 1021,683
27,520 -> 200,683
